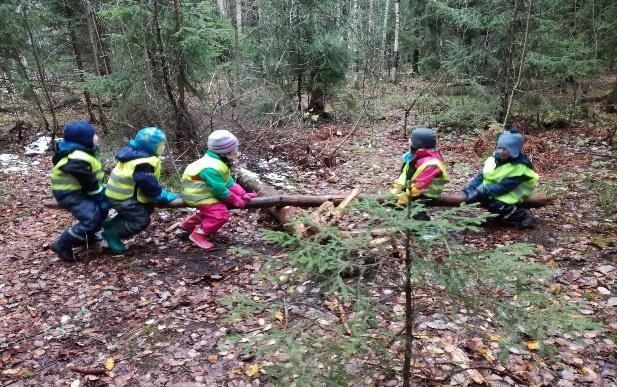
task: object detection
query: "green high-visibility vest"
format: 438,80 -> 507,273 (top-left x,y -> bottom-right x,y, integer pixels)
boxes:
105,156 -> 161,203
181,154 -> 230,206
482,156 -> 538,205
51,150 -> 104,194
394,158 -> 449,199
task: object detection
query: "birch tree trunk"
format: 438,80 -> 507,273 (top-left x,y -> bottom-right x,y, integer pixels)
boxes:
381,0 -> 390,74
235,0 -> 242,39
350,0 -> 359,83
216,0 -> 227,18
391,0 -> 401,83
83,0 -> 108,132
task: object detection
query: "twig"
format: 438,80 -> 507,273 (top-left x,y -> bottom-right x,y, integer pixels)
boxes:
68,365 -> 107,375
327,296 -> 353,336
434,364 -> 526,385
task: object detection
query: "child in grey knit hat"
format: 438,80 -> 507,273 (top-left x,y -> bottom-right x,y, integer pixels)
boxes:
178,130 -> 257,250
462,128 -> 539,229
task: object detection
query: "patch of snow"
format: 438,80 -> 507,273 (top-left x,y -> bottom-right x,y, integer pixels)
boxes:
0,153 -> 32,175
24,136 -> 52,155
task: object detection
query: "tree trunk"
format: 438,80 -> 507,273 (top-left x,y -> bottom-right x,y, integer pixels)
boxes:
173,0 -> 187,113
350,0 -> 359,83
23,10 -> 60,136
498,0 -> 519,124
502,0 -> 533,127
83,0 -> 108,132
391,0 -> 401,83
153,0 -> 180,119
607,77 -> 617,105
381,0 -> 390,74
235,0 -> 242,39
216,0 -> 227,18
66,20 -> 96,123
308,87 -> 325,116
402,203 -> 414,387
12,52 -> 49,132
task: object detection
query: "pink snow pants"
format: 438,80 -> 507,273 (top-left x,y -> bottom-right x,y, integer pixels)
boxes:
196,202 -> 230,235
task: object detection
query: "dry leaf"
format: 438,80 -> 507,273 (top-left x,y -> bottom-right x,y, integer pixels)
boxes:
527,341 -> 539,350
489,334 -> 501,342
246,363 -> 260,377
104,357 -> 115,371
274,310 -> 284,321
579,366 -> 597,377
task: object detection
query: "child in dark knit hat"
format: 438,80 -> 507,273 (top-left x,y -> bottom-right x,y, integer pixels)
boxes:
179,130 -> 257,250
391,127 -> 449,220
50,120 -> 108,262
463,128 -> 539,228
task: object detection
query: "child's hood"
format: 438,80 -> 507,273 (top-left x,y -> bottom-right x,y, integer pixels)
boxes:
411,148 -> 445,165
54,140 -> 95,158
115,145 -> 154,162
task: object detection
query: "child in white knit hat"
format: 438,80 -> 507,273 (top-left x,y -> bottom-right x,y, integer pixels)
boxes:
178,130 -> 257,249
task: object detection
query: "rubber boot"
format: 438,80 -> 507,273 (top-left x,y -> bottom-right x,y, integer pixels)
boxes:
189,227 -> 215,250
102,219 -> 127,253
518,212 -> 537,229
180,214 -> 201,232
51,230 -> 82,262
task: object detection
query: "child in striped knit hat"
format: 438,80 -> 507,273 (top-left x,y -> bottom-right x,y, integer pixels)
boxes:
179,130 -> 257,249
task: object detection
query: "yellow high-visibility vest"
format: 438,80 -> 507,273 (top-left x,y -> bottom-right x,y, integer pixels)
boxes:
105,156 -> 161,203
482,156 -> 538,205
181,154 -> 230,206
51,150 -> 104,194
393,158 -> 449,199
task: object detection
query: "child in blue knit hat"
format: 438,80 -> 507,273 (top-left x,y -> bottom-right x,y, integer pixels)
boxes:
462,128 -> 539,228
102,127 -> 180,253
50,120 -> 108,262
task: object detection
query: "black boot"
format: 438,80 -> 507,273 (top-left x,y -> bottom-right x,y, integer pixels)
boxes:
518,212 -> 537,229
51,230 -> 82,262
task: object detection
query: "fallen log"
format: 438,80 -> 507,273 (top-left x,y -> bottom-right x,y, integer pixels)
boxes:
43,192 -> 553,210
235,167 -> 306,232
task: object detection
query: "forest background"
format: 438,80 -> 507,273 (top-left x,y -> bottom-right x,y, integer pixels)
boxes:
1,0 -> 617,385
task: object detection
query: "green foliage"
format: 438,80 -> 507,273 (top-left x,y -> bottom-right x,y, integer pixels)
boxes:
591,180 -> 617,217
225,200 -> 597,383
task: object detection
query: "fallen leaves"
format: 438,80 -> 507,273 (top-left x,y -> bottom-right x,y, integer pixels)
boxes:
245,363 -> 260,377
104,357 -> 115,371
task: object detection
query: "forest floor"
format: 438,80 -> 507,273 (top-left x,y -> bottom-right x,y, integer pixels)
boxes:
0,111 -> 616,386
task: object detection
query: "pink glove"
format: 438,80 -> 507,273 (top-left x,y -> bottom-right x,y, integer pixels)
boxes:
224,192 -> 246,208
230,183 -> 257,201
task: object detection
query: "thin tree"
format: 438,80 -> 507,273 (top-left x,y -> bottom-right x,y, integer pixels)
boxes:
63,1 -> 96,123
499,0 -> 519,123
83,0 -> 108,132
391,0 -> 400,83
381,0 -> 390,74
502,0 -> 533,127
22,8 -> 60,135
216,0 -> 227,18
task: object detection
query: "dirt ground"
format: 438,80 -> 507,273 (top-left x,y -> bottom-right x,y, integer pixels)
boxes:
0,117 -> 616,385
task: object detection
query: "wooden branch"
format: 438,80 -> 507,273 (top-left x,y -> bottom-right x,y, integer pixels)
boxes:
44,192 -> 553,211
